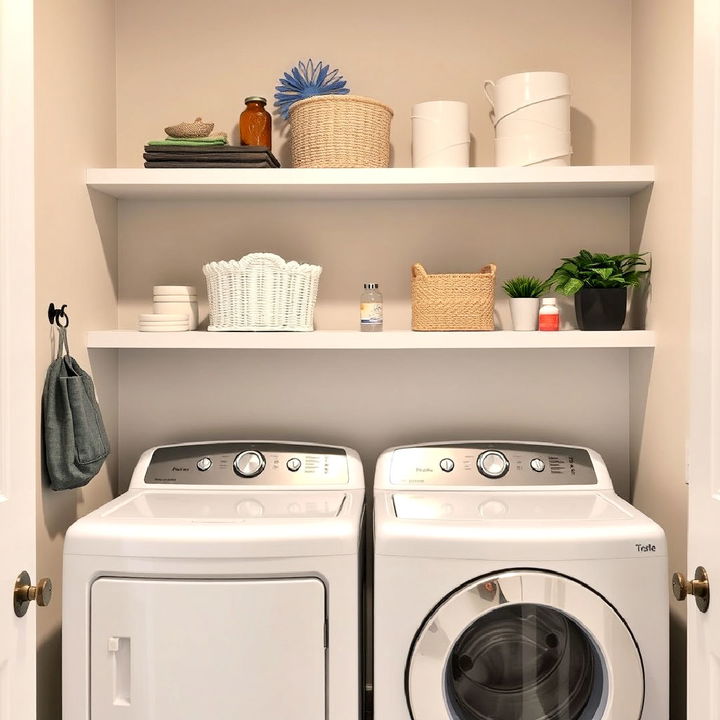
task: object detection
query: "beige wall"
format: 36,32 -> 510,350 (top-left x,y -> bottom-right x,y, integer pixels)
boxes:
34,2 -> 118,719
112,0 -> 637,497
116,196 -> 633,332
115,0 -> 631,168
630,1 -> 694,718
114,196 -> 638,500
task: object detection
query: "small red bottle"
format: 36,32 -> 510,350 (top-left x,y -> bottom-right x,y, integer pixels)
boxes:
538,298 -> 560,331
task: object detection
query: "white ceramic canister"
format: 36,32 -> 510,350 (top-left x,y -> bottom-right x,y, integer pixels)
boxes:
493,97 -> 571,137
494,131 -> 572,167
411,101 -> 470,168
483,72 -> 570,124
153,285 -> 199,329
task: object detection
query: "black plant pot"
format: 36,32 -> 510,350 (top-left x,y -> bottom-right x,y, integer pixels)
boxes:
574,287 -> 628,331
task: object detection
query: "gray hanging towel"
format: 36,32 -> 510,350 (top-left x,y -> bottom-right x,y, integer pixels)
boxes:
42,326 -> 110,490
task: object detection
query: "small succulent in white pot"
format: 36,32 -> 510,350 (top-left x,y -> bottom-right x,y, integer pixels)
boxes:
503,276 -> 550,331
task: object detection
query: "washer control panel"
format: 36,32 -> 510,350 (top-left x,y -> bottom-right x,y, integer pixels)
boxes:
144,442 -> 349,485
389,443 -> 597,486
477,450 -> 510,478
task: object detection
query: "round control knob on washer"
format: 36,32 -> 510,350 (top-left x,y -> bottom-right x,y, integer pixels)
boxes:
233,450 -> 266,478
286,457 -> 302,472
530,458 -> 546,473
439,458 -> 455,473
477,450 -> 510,479
197,457 -> 213,472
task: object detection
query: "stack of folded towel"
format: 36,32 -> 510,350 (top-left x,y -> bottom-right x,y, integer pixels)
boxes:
143,135 -> 280,168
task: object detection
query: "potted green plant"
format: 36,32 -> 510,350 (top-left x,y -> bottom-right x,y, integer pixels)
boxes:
503,275 -> 550,331
548,250 -> 648,331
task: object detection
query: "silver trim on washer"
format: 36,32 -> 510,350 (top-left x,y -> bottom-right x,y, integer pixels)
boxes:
406,570 -> 644,720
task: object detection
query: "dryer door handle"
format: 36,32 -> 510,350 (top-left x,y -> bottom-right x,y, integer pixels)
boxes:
108,636 -> 132,706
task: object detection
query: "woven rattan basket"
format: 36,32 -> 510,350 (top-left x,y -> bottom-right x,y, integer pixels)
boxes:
203,253 -> 322,331
289,94 -> 393,168
411,262 -> 496,331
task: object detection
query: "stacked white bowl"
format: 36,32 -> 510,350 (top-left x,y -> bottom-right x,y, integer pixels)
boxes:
484,72 -> 572,167
138,285 -> 198,332
138,313 -> 191,332
411,101 -> 470,168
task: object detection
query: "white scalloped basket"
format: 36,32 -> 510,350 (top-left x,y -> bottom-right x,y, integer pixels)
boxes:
203,253 -> 322,331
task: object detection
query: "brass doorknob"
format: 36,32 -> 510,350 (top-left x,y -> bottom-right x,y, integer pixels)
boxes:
13,571 -> 53,618
672,566 -> 710,613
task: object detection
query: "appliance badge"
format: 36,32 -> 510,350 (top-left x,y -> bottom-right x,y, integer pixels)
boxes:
635,543 -> 657,553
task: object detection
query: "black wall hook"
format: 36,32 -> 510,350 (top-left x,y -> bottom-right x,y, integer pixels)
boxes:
48,303 -> 69,328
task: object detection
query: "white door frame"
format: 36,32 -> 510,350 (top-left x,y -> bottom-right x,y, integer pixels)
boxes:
688,0 -> 720,716
0,0 -> 37,717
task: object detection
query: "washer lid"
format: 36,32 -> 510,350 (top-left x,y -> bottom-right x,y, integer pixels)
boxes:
103,490 -> 347,520
407,570 -> 644,720
393,492 -> 632,522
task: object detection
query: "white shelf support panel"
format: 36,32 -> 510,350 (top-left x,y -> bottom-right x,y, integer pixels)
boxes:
87,330 -> 656,350
86,166 -> 655,201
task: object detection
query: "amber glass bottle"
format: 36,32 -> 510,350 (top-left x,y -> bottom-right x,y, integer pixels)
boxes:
239,96 -> 272,149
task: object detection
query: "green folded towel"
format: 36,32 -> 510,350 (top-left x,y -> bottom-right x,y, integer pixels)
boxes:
147,137 -> 227,147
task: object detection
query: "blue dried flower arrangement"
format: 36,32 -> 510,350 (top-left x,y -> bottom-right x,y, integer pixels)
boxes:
274,59 -> 350,120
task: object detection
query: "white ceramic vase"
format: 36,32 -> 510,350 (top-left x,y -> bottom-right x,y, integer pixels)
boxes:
509,297 -> 541,331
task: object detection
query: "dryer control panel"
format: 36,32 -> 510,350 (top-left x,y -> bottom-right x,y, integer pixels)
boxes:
143,442 -> 349,486
389,443 -> 597,486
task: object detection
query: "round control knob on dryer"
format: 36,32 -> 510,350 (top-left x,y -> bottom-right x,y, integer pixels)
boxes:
477,450 -> 510,479
233,450 -> 266,478
286,458 -> 302,472
439,458 -> 455,473
530,458 -> 545,473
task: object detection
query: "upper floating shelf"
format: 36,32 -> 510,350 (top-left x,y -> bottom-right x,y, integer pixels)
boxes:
86,330 -> 656,350
86,166 -> 655,201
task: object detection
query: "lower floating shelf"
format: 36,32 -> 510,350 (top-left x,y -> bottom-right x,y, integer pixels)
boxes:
86,330 -> 656,350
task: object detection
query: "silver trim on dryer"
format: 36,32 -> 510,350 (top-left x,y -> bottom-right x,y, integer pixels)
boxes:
406,569 -> 644,720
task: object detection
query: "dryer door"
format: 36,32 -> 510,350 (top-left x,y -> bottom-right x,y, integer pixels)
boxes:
90,577 -> 326,720
407,570 -> 643,720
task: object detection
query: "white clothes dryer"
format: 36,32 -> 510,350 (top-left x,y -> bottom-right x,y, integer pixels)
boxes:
373,441 -> 668,720
63,441 -> 365,720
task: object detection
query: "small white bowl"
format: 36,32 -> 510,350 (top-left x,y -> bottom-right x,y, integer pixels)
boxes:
153,285 -> 197,296
138,324 -> 190,332
138,313 -> 189,323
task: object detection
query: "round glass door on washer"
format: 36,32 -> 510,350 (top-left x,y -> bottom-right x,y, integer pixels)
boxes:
372,442 -> 668,720
408,570 -> 644,720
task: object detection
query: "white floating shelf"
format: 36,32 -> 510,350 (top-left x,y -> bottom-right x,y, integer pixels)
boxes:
87,330 -> 656,350
86,166 -> 655,201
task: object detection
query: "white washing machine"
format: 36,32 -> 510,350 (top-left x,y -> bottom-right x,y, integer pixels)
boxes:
373,441 -> 668,720
63,441 -> 365,720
